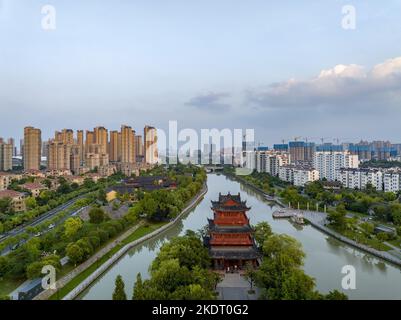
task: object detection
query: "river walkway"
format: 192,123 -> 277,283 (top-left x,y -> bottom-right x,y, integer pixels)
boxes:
45,183 -> 208,300
228,173 -> 401,268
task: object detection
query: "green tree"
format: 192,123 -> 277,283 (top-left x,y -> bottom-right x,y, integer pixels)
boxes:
89,207 -> 107,224
151,230 -> 210,272
97,188 -> 107,204
324,290 -> 348,300
327,205 -> 347,230
25,197 -> 37,210
0,197 -> 12,214
253,222 -> 272,248
112,275 -> 127,300
63,217 -> 83,239
57,182 -> 72,194
360,222 -> 374,235
244,262 -> 257,291
66,243 -> 84,265
26,255 -> 61,279
255,234 -> 319,300
132,273 -> 145,300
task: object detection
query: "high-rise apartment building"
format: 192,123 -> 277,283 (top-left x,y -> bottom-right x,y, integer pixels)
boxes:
289,141 -> 305,163
135,135 -> 144,162
19,139 -> 24,157
288,141 -> 315,164
94,126 -> 108,154
144,126 -> 158,165
47,141 -> 71,171
109,130 -> 121,162
70,145 -> 81,174
121,125 -> 135,164
7,138 -> 16,157
85,130 -> 95,154
77,130 -> 84,164
55,129 -> 74,145
23,127 -> 42,171
0,142 -> 13,171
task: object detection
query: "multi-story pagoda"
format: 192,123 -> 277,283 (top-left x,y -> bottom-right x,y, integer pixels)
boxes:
204,192 -> 261,270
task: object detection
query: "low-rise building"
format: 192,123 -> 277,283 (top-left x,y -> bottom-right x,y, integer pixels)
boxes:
0,190 -> 26,212
21,182 -> 47,197
383,170 -> 401,193
23,170 -> 46,178
313,151 -> 359,181
45,169 -> 72,177
278,165 -> 295,183
337,168 -> 383,191
98,164 -> 117,177
0,172 -> 18,191
245,150 -> 290,176
65,175 -> 85,186
293,166 -> 319,187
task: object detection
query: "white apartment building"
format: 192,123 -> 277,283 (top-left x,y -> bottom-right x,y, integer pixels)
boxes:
383,170 -> 401,193
245,150 -> 290,176
313,151 -> 359,181
337,168 -> 383,191
245,151 -> 256,171
278,165 -> 294,183
293,166 -> 320,187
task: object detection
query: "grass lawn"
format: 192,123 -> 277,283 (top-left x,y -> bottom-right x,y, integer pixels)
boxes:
0,277 -> 25,297
49,221 -> 166,300
333,227 -> 393,251
388,238 -> 401,248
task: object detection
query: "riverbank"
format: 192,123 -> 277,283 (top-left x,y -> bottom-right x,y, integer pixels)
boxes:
302,211 -> 401,267
35,182 -> 208,300
226,172 -> 401,268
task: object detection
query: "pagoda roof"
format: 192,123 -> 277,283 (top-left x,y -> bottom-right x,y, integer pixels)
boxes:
208,219 -> 253,233
209,246 -> 261,260
211,192 -> 251,211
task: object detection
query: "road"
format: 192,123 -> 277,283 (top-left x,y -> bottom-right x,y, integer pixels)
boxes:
0,194 -> 90,256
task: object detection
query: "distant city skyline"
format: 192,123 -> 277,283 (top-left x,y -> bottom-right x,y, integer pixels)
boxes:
1,1 -> 401,144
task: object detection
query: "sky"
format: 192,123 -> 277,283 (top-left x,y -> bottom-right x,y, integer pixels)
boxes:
1,0 -> 401,147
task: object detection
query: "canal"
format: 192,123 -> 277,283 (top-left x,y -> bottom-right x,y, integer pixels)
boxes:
78,173 -> 401,300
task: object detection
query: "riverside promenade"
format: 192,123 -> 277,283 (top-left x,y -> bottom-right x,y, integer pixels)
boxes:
227,173 -> 401,268
300,210 -> 401,267
34,183 -> 208,300
63,183 -> 207,300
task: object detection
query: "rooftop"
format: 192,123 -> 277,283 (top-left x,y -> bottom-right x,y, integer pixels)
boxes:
0,189 -> 25,198
21,182 -> 47,190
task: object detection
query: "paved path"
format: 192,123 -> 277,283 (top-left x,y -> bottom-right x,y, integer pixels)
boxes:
33,183 -> 208,300
217,273 -> 259,300
33,221 -> 145,300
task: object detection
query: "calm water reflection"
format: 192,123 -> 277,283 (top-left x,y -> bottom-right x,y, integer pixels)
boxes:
78,174 -> 401,300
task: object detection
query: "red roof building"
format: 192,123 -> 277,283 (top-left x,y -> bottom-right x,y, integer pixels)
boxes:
204,193 -> 261,270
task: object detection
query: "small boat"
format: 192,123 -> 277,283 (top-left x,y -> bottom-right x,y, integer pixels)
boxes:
291,212 -> 305,225
272,210 -> 294,218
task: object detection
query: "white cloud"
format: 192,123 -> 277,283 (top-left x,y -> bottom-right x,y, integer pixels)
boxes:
246,56 -> 401,111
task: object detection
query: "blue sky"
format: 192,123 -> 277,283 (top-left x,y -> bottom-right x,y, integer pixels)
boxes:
1,0 -> 401,145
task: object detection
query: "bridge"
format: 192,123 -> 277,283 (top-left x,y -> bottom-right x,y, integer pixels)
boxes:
204,165 -> 224,173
